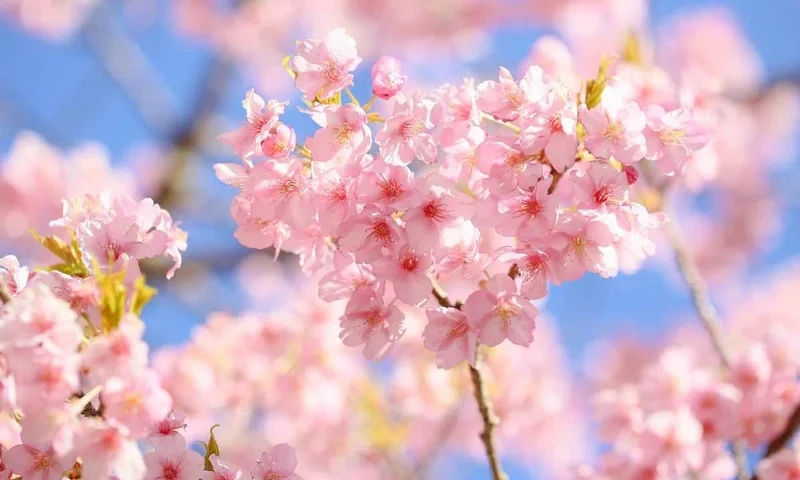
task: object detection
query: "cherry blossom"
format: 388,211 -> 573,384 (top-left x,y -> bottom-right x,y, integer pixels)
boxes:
463,274 -> 537,347
292,28 -> 362,101
422,307 -> 478,369
252,444 -> 303,480
371,56 -> 407,100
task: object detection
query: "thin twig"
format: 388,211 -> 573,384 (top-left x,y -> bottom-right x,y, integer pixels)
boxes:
431,285 -> 507,480
642,162 -> 748,479
468,360 -> 508,480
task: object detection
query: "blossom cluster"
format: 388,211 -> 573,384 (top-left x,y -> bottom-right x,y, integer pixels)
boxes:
576,262 -> 800,479
154,268 -> 586,477
216,28 -> 709,367
0,192 -> 300,480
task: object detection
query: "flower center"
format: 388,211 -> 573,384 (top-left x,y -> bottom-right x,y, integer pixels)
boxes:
604,120 -> 624,142
379,178 -> 404,200
492,300 -> 517,324
336,124 -> 354,146
593,186 -> 612,205
659,128 -> 685,146
400,119 -> 424,140
423,198 -> 448,222
322,60 -> 342,82
162,463 -> 180,480
367,219 -> 394,246
401,253 -> 419,272
33,451 -> 51,471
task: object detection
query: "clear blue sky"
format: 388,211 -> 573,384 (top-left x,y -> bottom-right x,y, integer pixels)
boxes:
0,1 -> 799,478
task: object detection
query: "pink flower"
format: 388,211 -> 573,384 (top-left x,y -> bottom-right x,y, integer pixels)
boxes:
101,372 -> 172,436
463,274 -> 537,347
260,124 -> 296,159
422,307 -> 478,369
252,443 -> 303,480
4,443 -> 73,480
0,284 -> 82,354
497,247 -> 553,300
756,448 -> 800,480
306,104 -> 372,164
474,136 -> 545,195
356,158 -> 417,212
292,28 -> 362,101
548,213 -> 618,282
477,66 -> 547,122
318,251 -> 382,302
371,56 -> 407,100
0,255 -> 31,296
644,106 -> 710,176
520,93 -> 578,172
403,176 -> 471,252
568,162 -> 629,210
204,457 -> 241,480
229,196 -> 291,253
372,245 -> 433,306
339,287 -> 405,359
580,86 -> 647,165
0,445 -> 9,480
74,421 -> 145,480
219,89 -> 287,158
249,158 -> 314,229
8,350 -> 79,409
496,176 -> 558,241
81,318 -> 148,384
434,220 -> 490,279
639,409 -> 704,475
143,434 -> 204,480
311,172 -> 357,235
376,92 -> 438,165
148,411 -> 187,446
337,206 -> 406,262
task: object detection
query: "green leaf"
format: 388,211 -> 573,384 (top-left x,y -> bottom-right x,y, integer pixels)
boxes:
203,424 -> 221,471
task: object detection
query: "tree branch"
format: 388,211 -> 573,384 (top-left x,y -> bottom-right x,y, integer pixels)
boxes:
0,281 -> 11,304
431,285 -> 507,480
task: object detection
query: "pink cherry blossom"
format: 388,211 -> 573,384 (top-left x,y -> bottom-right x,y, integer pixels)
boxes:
371,56 -> 407,100
376,92 -> 438,165
0,255 -> 31,297
252,444 -> 303,480
356,158 -> 417,212
337,206 -> 406,262
497,247 -> 554,300
248,158 -> 313,229
74,421 -> 145,480
520,92 -> 579,172
0,445 -> 9,480
422,307 -> 478,369
477,66 -> 547,122
548,212 -> 618,281
306,104 -> 372,164
102,372 -> 172,436
495,176 -> 558,241
204,457 -> 242,480
568,162 -> 629,210
318,251 -> 382,302
580,86 -> 647,165
260,123 -> 296,159
463,274 -> 537,347
338,287 -> 405,359
219,89 -> 287,158
645,106 -> 711,176
372,245 -> 433,306
4,443 -> 73,480
81,318 -> 148,384
143,434 -> 204,480
292,28 -> 362,101
148,411 -> 187,446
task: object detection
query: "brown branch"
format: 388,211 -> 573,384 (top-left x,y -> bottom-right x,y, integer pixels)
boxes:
468,360 -> 508,480
431,285 -> 507,480
0,281 -> 11,304
750,403 -> 800,480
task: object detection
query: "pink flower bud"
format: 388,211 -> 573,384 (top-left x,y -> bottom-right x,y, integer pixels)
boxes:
261,123 -> 296,158
624,165 -> 639,185
371,56 -> 406,100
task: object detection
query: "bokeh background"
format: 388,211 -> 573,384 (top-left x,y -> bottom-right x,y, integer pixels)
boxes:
1,0 -> 800,478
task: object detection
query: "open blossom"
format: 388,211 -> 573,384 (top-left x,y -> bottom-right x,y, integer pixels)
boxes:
463,274 -> 537,347
205,457 -> 242,480
0,255 -> 31,297
0,284 -> 81,354
219,89 -> 287,158
337,206 -> 406,262
81,318 -> 148,384
477,66 -> 547,122
306,104 -> 372,164
318,250 -> 382,302
644,106 -> 710,175
372,245 -> 432,306
495,175 -> 558,241
143,435 -> 204,480
74,421 -> 145,480
252,444 -> 302,480
548,212 -> 618,281
356,158 -> 416,211
292,28 -> 362,101
249,158 -> 313,229
580,86 -> 647,164
338,287 -> 405,359
520,92 -> 579,172
376,92 -> 438,164
102,373 -> 172,436
422,307 -> 478,369
371,56 -> 406,100
4,443 -> 73,480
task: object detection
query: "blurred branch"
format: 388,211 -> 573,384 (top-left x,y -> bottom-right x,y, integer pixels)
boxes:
642,162 -> 748,479
82,6 -> 180,135
0,281 -> 11,304
751,403 -> 800,480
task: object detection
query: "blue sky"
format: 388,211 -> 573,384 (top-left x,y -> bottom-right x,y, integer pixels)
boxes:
1,1 -> 799,478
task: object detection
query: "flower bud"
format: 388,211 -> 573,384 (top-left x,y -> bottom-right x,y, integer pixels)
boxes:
261,124 -> 296,158
371,56 -> 406,100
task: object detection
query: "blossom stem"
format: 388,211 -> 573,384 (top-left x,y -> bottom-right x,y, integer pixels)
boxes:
363,94 -> 377,112
431,285 -> 508,480
344,87 -> 361,107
